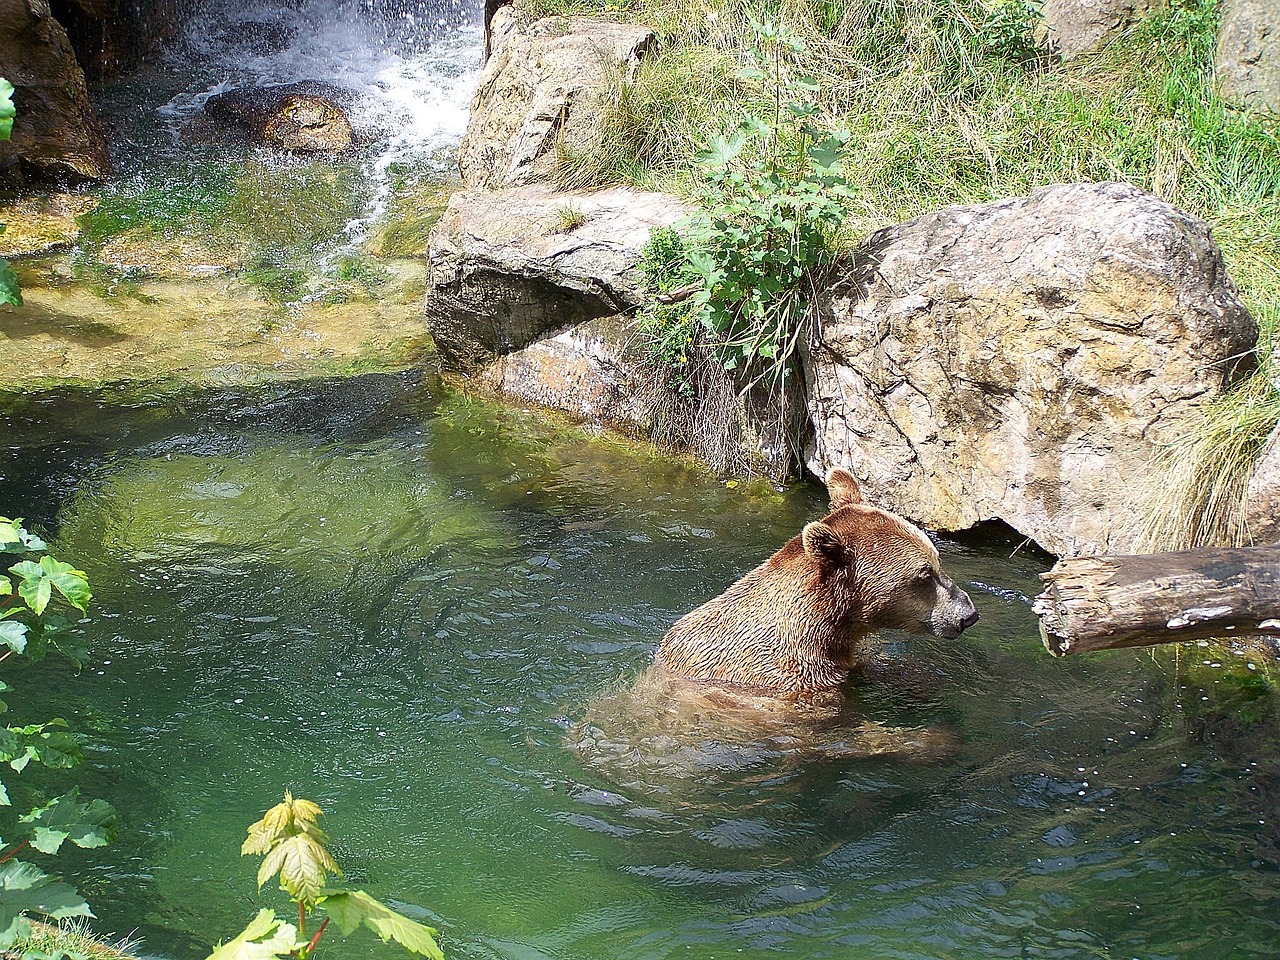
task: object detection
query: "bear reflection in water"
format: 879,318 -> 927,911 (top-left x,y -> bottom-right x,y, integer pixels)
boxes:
573,469 -> 979,785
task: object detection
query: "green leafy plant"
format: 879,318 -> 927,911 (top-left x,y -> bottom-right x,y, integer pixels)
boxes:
0,516 -> 116,954
636,19 -> 852,387
0,77 -> 21,308
979,0 -> 1045,64
208,792 -> 443,960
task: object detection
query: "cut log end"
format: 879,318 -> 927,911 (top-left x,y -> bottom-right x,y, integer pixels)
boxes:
1033,544 -> 1280,656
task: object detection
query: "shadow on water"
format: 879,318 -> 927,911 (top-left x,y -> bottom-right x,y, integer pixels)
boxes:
3,373 -> 1279,959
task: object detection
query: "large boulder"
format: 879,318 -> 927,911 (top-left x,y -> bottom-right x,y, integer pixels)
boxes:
803,181 -> 1257,557
1041,0 -> 1166,58
0,0 -> 111,181
201,82 -> 355,153
50,0 -> 191,81
424,183 -> 806,479
424,183 -> 689,367
1216,0 -> 1280,114
457,10 -> 654,188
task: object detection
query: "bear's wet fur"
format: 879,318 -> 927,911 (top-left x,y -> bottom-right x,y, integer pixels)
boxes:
655,468 -> 979,694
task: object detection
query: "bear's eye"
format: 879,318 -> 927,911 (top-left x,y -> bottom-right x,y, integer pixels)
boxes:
914,566 -> 934,583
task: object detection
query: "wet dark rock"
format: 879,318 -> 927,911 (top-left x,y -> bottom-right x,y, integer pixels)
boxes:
0,0 -> 112,182
213,18 -> 296,57
202,81 -> 356,153
49,0 -> 190,81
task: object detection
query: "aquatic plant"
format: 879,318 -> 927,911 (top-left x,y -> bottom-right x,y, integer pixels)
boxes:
209,792 -> 442,959
0,517 -> 117,955
0,78 -> 21,308
4,918 -> 139,959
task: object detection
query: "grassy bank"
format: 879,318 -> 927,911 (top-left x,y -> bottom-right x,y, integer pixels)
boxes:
523,0 -> 1280,545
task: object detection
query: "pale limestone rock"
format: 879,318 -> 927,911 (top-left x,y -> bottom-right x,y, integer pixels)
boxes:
424,183 -> 691,367
1245,423 -> 1280,545
804,182 -> 1257,558
475,315 -> 648,429
1217,0 -> 1280,114
1041,0 -> 1165,58
424,183 -> 806,479
458,13 -> 654,188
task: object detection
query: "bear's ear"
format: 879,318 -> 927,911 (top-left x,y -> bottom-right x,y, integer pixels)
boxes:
826,468 -> 864,510
802,521 -> 848,566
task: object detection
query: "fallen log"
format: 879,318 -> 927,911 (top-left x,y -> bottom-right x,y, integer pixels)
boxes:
1033,544 -> 1280,656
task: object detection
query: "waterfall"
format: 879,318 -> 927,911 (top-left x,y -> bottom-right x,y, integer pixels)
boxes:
152,0 -> 485,241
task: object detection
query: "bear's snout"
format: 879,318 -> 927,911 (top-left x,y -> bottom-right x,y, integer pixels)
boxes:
932,580 -> 979,639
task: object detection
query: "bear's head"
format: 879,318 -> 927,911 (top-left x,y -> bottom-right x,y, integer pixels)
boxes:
800,468 -> 979,640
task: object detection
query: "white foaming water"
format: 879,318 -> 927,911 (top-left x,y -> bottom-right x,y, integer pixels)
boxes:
156,0 -> 484,243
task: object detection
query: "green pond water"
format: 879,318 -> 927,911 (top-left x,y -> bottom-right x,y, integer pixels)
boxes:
2,372 -> 1278,960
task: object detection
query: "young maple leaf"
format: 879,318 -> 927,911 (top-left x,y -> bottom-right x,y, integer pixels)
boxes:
243,791 -> 326,855
242,792 -> 341,906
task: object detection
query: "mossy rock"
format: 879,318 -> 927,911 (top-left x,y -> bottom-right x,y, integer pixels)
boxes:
0,192 -> 98,256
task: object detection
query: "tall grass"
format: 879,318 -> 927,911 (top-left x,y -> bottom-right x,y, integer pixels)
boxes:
524,0 -> 1280,546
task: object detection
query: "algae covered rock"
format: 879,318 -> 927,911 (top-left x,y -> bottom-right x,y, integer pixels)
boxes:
54,442 -> 509,580
202,81 -> 355,153
804,181 -> 1257,557
0,192 -> 96,255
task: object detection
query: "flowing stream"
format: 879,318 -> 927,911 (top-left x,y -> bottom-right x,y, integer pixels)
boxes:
3,374 -> 1278,960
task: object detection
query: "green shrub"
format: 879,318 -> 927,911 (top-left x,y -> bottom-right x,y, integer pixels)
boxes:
635,18 -> 852,387
0,517 -> 117,955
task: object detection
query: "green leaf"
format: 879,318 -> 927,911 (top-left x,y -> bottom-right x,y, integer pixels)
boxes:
0,520 -> 44,554
205,909 -> 301,960
320,890 -> 444,960
4,723 -> 82,772
242,791 -> 326,856
11,558 -> 90,617
20,788 -> 117,854
0,262 -> 20,309
258,834 -> 339,905
0,79 -> 14,143
0,621 -> 26,656
50,630 -> 90,667
0,859 -> 93,949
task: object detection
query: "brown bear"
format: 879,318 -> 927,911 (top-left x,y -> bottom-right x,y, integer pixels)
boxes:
655,467 -> 979,694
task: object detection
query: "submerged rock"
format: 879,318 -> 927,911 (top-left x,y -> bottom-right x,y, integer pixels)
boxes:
1040,0 -> 1166,58
1216,0 -> 1280,114
0,0 -> 112,182
458,11 -> 655,188
804,181 -> 1257,558
0,192 -> 96,255
202,81 -> 355,153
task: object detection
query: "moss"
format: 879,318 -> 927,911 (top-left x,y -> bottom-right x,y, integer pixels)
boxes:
366,180 -> 455,258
